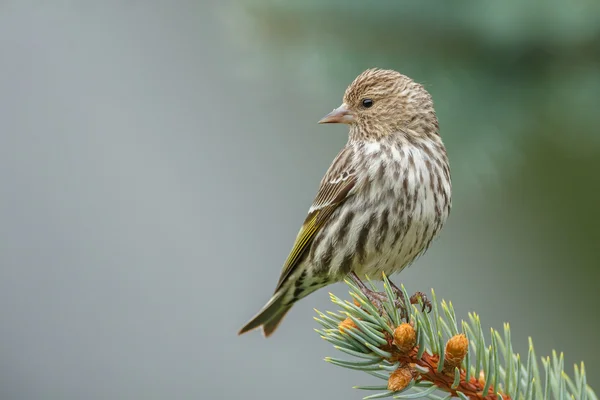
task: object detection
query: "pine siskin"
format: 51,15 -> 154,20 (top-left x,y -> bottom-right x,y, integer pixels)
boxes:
239,68 -> 452,337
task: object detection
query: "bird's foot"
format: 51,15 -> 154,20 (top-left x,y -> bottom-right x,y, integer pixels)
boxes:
349,273 -> 408,319
388,280 -> 432,318
349,273 -> 431,321
409,291 -> 432,313
360,286 -> 409,319
359,287 -> 387,312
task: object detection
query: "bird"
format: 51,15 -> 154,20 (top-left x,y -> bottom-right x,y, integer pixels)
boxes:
238,68 -> 452,337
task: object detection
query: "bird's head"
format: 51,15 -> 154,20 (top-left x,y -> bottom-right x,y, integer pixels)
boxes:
318,68 -> 439,140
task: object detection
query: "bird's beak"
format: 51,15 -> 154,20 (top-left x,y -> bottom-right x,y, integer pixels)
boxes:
318,103 -> 354,124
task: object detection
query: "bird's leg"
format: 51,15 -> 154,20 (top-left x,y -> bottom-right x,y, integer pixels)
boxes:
387,279 -> 407,305
349,272 -> 387,312
388,278 -> 432,314
349,272 -> 406,317
386,279 -> 409,320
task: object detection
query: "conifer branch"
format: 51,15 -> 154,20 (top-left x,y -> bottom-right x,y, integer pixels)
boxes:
315,274 -> 597,400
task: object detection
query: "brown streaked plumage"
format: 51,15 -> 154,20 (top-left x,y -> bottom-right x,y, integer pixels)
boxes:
239,68 -> 452,337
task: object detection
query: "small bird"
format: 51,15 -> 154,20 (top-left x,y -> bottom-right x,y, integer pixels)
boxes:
239,68 -> 451,337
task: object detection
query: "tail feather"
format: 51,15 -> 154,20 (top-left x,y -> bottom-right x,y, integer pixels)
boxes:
239,278 -> 326,337
261,306 -> 292,337
238,292 -> 289,336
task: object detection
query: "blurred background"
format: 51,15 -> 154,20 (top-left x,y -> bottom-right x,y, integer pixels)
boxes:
0,1 -> 599,399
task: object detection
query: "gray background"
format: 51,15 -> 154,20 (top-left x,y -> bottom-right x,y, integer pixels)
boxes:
0,1 -> 598,399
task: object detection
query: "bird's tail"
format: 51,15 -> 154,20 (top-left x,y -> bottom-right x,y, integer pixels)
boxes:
238,291 -> 292,337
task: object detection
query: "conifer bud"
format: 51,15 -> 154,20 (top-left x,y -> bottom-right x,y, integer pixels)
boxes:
388,367 -> 413,391
393,323 -> 416,353
445,334 -> 469,371
338,317 -> 357,334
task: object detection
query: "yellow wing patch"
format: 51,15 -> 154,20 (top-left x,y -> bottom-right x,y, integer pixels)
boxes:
282,215 -> 320,278
274,176 -> 356,293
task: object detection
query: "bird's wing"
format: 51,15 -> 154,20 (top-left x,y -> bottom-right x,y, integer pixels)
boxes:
274,146 -> 357,292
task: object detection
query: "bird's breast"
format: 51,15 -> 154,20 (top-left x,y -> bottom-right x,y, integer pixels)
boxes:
308,138 -> 451,281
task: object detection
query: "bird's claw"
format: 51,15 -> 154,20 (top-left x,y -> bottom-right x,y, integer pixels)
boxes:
357,285 -> 411,321
354,287 -> 403,317
349,273 -> 430,322
360,288 -> 387,313
389,281 -> 432,317
409,291 -> 432,313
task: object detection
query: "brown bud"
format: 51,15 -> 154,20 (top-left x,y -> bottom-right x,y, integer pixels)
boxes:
338,317 -> 357,334
393,323 -> 416,353
445,334 -> 469,370
388,366 -> 413,391
353,297 -> 361,307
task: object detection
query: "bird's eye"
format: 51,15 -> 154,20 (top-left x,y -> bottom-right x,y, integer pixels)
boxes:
362,99 -> 374,108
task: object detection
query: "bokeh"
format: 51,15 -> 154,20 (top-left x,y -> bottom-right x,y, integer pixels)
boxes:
0,1 -> 598,399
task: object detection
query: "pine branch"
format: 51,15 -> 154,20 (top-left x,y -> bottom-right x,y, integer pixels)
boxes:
315,274 -> 597,400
